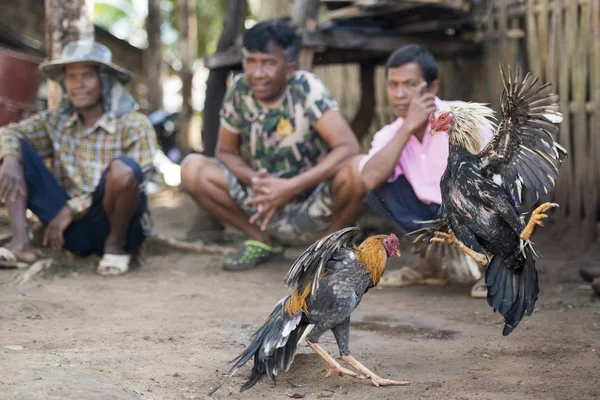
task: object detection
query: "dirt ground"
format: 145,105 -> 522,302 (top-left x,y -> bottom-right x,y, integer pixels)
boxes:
0,189 -> 599,400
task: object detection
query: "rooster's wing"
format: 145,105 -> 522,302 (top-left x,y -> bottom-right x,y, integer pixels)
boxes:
284,227 -> 361,302
478,65 -> 567,204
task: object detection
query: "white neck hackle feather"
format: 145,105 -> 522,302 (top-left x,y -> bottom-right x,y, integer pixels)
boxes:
439,102 -> 497,154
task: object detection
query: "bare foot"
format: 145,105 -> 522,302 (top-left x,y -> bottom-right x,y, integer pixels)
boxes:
103,244 -> 126,255
3,241 -> 38,263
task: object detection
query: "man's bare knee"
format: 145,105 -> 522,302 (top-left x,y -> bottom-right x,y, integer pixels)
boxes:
333,155 -> 366,197
180,154 -> 228,195
108,159 -> 137,190
180,154 -> 208,193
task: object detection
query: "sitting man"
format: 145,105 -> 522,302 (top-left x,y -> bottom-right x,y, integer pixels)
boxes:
358,44 -> 492,297
0,41 -> 158,276
181,20 -> 364,271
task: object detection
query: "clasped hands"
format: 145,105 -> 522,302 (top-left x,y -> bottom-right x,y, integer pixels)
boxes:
243,168 -> 297,231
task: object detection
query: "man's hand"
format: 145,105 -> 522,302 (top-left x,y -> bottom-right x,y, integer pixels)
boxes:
250,168 -> 270,195
0,155 -> 26,203
245,176 -> 297,231
43,206 -> 74,249
403,82 -> 437,134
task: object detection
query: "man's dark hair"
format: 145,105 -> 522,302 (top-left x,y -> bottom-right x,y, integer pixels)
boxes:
385,45 -> 438,84
243,20 -> 301,62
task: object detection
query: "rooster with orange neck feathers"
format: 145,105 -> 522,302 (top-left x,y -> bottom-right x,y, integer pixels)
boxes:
227,227 -> 405,391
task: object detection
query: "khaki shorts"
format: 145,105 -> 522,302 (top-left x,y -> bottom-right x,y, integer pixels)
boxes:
211,158 -> 333,245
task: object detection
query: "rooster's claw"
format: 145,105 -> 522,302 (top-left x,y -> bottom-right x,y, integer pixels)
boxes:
370,377 -> 410,387
326,365 -> 362,379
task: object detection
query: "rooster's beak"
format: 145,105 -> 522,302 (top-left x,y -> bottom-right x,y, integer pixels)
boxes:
430,128 -> 437,136
395,249 -> 401,257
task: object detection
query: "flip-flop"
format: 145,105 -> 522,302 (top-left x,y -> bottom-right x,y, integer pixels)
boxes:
470,277 -> 488,298
97,254 -> 131,276
221,240 -> 284,271
379,266 -> 448,287
0,247 -> 31,269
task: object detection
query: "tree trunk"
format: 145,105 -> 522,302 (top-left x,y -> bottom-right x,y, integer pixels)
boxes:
145,0 -> 164,113
177,0 -> 197,153
44,0 -> 94,109
291,0 -> 320,71
201,0 -> 247,157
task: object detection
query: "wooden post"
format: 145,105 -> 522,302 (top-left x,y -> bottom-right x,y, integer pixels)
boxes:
350,62 -> 375,142
145,0 -> 164,113
202,0 -> 247,157
44,0 -> 94,110
291,0 -> 320,71
177,0 -> 198,153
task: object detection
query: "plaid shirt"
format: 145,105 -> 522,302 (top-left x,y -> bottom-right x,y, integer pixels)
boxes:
0,109 -> 158,219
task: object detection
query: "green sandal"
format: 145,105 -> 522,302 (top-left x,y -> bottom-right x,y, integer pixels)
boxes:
221,240 -> 284,271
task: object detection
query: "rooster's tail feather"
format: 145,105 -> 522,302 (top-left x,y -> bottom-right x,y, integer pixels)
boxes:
485,244 -> 539,336
229,296 -> 305,392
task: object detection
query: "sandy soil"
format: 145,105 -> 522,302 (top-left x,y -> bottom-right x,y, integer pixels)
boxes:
0,190 -> 599,400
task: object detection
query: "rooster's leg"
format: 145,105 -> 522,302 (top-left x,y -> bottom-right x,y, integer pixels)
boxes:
432,231 -> 488,266
330,319 -> 409,387
305,340 -> 361,379
341,355 -> 409,387
520,202 -> 559,241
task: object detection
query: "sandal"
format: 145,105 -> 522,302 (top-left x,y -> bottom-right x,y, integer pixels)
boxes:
470,277 -> 488,298
97,254 -> 131,276
221,240 -> 284,271
379,266 -> 448,287
0,247 -> 34,269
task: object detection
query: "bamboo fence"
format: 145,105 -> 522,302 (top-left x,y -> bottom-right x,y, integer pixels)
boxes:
314,0 -> 599,243
472,0 -> 600,243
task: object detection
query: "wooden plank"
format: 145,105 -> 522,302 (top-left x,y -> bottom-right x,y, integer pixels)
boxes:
554,0 -> 574,227
577,0 -> 597,241
325,5 -> 364,19
571,0 -> 591,240
204,30 -> 481,70
593,0 -> 600,224
302,30 -> 482,57
498,0 -> 508,67
538,0 -> 549,81
548,0 -> 566,226
292,0 -> 320,71
546,0 -> 559,88
526,0 -> 540,76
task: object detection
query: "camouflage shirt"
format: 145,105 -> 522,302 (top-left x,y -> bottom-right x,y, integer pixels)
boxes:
219,71 -> 339,180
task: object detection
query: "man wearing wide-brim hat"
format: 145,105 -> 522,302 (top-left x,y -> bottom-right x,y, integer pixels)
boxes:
0,40 -> 158,276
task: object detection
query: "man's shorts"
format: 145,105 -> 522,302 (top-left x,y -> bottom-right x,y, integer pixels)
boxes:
20,140 -> 148,256
365,175 -> 441,236
211,158 -> 333,245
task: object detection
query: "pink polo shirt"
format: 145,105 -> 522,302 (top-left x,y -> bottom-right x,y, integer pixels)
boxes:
359,97 -> 493,205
